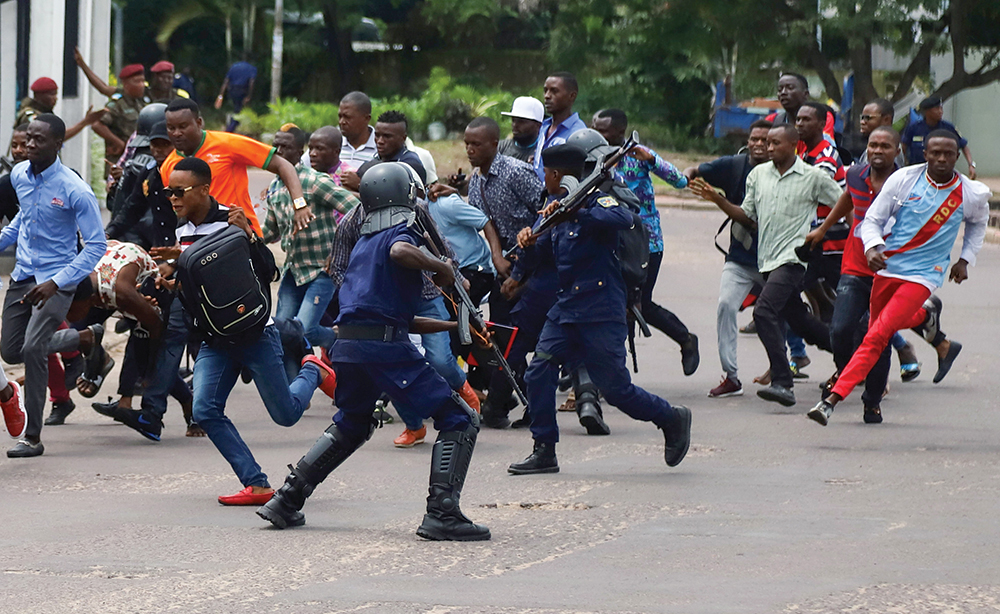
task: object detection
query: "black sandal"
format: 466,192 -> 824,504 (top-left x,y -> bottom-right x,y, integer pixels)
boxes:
78,325 -> 114,399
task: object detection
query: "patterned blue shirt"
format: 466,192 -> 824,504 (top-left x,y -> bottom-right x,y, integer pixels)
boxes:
614,147 -> 688,253
469,153 -> 543,251
1,158 -> 106,288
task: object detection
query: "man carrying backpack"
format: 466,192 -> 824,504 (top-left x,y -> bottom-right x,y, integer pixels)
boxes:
155,157 -> 337,506
506,145 -> 692,475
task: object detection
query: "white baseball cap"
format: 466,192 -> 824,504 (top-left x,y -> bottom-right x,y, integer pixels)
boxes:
501,96 -> 544,123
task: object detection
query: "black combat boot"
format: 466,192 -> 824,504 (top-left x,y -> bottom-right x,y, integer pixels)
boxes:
574,365 -> 609,435
257,422 -> 371,529
480,396 -> 511,429
416,425 -> 491,541
508,441 -> 559,475
658,405 -> 692,467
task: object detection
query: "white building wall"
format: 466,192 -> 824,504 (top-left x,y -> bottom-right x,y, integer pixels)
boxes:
930,51 -> 1000,177
0,2 -> 17,149
1,0 -> 110,184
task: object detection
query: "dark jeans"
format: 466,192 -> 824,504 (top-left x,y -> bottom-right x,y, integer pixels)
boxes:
642,251 -> 690,346
829,274 -> 891,409
141,298 -> 189,419
753,263 -> 832,389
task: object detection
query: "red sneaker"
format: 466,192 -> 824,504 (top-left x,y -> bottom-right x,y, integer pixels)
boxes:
393,426 -> 426,448
1,382 -> 27,440
708,376 -> 743,398
218,486 -> 274,506
302,355 -> 337,399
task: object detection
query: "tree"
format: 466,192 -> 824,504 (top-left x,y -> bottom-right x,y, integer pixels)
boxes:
757,0 -> 1000,107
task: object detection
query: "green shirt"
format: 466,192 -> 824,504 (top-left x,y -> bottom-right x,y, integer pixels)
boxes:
741,156 -> 843,273
263,163 -> 358,285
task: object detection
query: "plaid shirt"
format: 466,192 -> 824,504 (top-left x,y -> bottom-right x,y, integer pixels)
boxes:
329,201 -> 463,301
263,163 -> 358,285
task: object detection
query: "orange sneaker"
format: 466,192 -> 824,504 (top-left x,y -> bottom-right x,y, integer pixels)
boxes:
302,355 -> 337,399
458,381 -> 481,413
393,425 -> 426,448
1,382 -> 27,440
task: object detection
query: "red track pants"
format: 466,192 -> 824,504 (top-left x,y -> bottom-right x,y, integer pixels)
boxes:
831,276 -> 930,401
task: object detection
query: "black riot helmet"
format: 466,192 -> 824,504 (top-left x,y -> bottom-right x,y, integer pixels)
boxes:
359,161 -> 419,235
567,128 -> 616,173
132,103 -> 167,147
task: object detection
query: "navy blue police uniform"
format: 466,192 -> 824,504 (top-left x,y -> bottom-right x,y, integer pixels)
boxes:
257,161 -> 489,540
522,190 -> 684,444
329,224 -> 472,442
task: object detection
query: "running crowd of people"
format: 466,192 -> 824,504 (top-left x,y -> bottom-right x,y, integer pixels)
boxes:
0,62 -> 989,542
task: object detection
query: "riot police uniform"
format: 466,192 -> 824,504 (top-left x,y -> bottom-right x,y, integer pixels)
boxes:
257,162 -> 490,542
106,104 -> 170,247
508,145 -> 692,475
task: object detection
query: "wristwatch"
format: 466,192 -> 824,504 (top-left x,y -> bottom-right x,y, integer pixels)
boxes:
293,197 -> 308,210
970,161 -> 977,169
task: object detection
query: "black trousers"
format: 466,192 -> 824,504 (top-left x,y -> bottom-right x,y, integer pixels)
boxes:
753,263 -> 832,388
642,251 -> 690,346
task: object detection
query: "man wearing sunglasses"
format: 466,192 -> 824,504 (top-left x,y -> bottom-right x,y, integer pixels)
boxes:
153,157 -> 337,506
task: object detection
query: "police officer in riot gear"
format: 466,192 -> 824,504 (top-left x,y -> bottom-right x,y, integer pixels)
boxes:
507,145 -> 692,475
258,162 -> 490,541
107,103 -> 167,242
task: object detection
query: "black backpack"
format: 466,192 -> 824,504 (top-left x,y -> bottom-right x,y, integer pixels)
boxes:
606,180 -> 650,294
176,224 -> 277,344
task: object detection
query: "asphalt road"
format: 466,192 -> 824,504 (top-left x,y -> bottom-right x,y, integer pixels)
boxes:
2,208 -> 998,614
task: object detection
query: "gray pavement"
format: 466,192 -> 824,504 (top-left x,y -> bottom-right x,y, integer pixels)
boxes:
2,208 -> 999,613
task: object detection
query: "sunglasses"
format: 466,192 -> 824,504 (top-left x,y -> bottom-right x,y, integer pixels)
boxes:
859,114 -> 881,121
164,184 -> 206,199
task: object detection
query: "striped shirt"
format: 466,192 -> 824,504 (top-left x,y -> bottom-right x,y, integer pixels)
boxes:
176,201 -> 231,251
798,137 -> 848,254
842,164 -> 887,277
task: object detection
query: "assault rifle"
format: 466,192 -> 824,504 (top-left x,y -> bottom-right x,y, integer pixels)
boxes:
503,130 -> 640,260
413,208 -> 528,407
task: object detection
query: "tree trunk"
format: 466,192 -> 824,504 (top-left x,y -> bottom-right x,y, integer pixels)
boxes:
225,14 -> 233,63
270,0 -> 283,103
844,1 -> 875,128
322,1 -> 359,95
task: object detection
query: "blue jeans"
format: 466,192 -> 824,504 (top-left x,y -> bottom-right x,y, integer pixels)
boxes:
142,298 -> 189,420
275,272 -> 337,350
415,295 -> 466,390
192,325 -> 322,488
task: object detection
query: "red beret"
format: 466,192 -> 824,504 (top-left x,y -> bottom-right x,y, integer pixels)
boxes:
151,61 -> 174,73
30,77 -> 58,93
119,64 -> 145,80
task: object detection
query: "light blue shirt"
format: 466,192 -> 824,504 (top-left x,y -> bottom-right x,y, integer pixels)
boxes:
428,194 -> 494,274
2,158 -> 107,288
533,112 -> 587,180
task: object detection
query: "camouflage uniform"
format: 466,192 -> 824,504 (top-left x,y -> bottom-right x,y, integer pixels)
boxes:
150,87 -> 189,104
13,98 -> 52,129
101,88 -> 152,142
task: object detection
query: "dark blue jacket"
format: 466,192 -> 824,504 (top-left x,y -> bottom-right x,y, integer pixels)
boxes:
331,223 -> 426,363
520,191 -> 633,324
